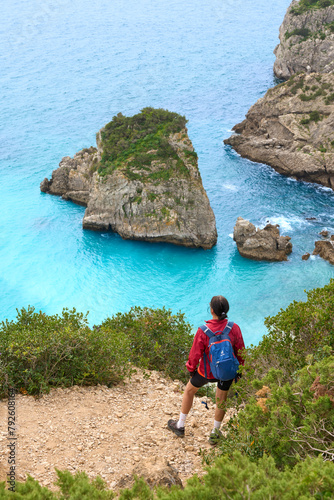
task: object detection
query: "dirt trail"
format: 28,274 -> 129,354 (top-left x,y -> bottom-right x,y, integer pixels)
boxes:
0,370 -> 234,492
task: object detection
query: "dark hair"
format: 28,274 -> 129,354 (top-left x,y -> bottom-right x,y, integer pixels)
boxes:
210,296 -> 229,320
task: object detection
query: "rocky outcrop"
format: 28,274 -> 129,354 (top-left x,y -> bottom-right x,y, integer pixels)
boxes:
224,73 -> 334,189
274,1 -> 334,80
41,110 -> 217,249
313,236 -> 334,263
117,456 -> 183,490
233,217 -> 292,261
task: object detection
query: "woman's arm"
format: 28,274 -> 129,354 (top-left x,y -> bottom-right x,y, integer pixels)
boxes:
185,328 -> 207,372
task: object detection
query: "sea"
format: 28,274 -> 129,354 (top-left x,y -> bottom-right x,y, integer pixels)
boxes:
1,0 -> 334,346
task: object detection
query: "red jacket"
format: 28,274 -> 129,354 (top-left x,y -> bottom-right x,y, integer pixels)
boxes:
186,318 -> 245,379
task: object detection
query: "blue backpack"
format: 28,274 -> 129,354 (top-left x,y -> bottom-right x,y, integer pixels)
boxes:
200,321 -> 239,381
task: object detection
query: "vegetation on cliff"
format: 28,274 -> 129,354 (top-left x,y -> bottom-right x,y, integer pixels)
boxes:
1,280 -> 334,497
291,0 -> 334,15
97,108 -> 197,181
0,306 -> 192,397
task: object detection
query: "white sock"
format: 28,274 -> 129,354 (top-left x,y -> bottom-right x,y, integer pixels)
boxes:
177,412 -> 187,428
212,420 -> 222,433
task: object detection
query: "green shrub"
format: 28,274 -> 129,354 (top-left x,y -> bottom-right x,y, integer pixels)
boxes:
325,93 -> 334,104
0,469 -> 114,498
290,76 -> 305,95
291,0 -> 334,15
97,108 -> 191,181
0,307 -> 132,397
219,356 -> 334,468
285,28 -> 311,39
0,305 -> 194,396
1,453 -> 333,499
300,111 -> 322,124
98,306 -> 193,383
240,279 -> 334,386
299,88 -> 324,101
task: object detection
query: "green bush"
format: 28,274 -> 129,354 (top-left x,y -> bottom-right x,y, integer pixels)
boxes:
285,28 -> 311,39
0,306 -> 193,396
1,453 -> 333,499
217,356 -> 334,468
98,306 -> 193,383
291,0 -> 334,15
97,108 -> 191,181
325,92 -> 334,104
0,307 -> 132,396
240,279 -> 334,386
300,110 -> 322,124
0,469 -> 114,499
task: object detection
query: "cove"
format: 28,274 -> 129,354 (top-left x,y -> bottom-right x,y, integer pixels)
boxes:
1,0 -> 334,345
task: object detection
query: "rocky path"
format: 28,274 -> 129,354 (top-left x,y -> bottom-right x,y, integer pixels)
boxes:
0,370 -> 234,493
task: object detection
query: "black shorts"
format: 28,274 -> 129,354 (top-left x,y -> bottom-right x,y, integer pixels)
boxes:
190,370 -> 234,391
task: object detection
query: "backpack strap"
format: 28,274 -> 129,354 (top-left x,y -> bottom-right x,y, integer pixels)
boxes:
199,324 -> 215,338
199,322 -> 235,379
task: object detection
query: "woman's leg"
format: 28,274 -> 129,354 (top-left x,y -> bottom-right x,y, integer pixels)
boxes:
181,381 -> 200,414
214,386 -> 228,422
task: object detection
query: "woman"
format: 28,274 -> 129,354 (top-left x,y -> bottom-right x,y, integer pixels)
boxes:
167,295 -> 245,444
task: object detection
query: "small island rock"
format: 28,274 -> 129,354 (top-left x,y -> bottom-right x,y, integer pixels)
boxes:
41,108 -> 217,249
233,217 -> 292,261
302,252 -> 310,260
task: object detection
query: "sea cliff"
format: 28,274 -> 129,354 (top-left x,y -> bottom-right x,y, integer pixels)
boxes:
224,73 -> 334,189
274,0 -> 334,80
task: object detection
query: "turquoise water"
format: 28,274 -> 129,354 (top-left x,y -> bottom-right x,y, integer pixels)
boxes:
1,0 -> 334,345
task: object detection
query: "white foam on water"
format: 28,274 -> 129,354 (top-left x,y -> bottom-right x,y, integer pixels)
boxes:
228,233 -> 234,239
222,183 -> 238,191
259,215 -> 308,232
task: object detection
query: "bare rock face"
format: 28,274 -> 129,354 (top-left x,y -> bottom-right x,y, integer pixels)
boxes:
117,456 -> 182,490
274,1 -> 334,80
233,217 -> 292,261
224,73 -> 334,190
313,236 -> 334,264
41,110 -> 217,249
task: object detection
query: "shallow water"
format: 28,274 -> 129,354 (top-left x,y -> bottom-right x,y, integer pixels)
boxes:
1,0 -> 334,345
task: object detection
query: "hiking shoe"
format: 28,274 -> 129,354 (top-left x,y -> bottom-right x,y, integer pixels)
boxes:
208,429 -> 223,445
167,419 -> 185,437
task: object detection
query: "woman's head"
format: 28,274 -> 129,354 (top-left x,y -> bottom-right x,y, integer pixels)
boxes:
210,295 -> 229,320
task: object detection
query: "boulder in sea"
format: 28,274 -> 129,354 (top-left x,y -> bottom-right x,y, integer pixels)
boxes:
313,237 -> 334,264
233,217 -> 292,261
40,108 -> 217,249
319,229 -> 329,237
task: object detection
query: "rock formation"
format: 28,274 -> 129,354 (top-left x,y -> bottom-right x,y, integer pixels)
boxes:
313,235 -> 334,264
117,456 -> 182,490
41,108 -> 217,249
224,73 -> 334,189
233,217 -> 292,261
274,1 -> 334,80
